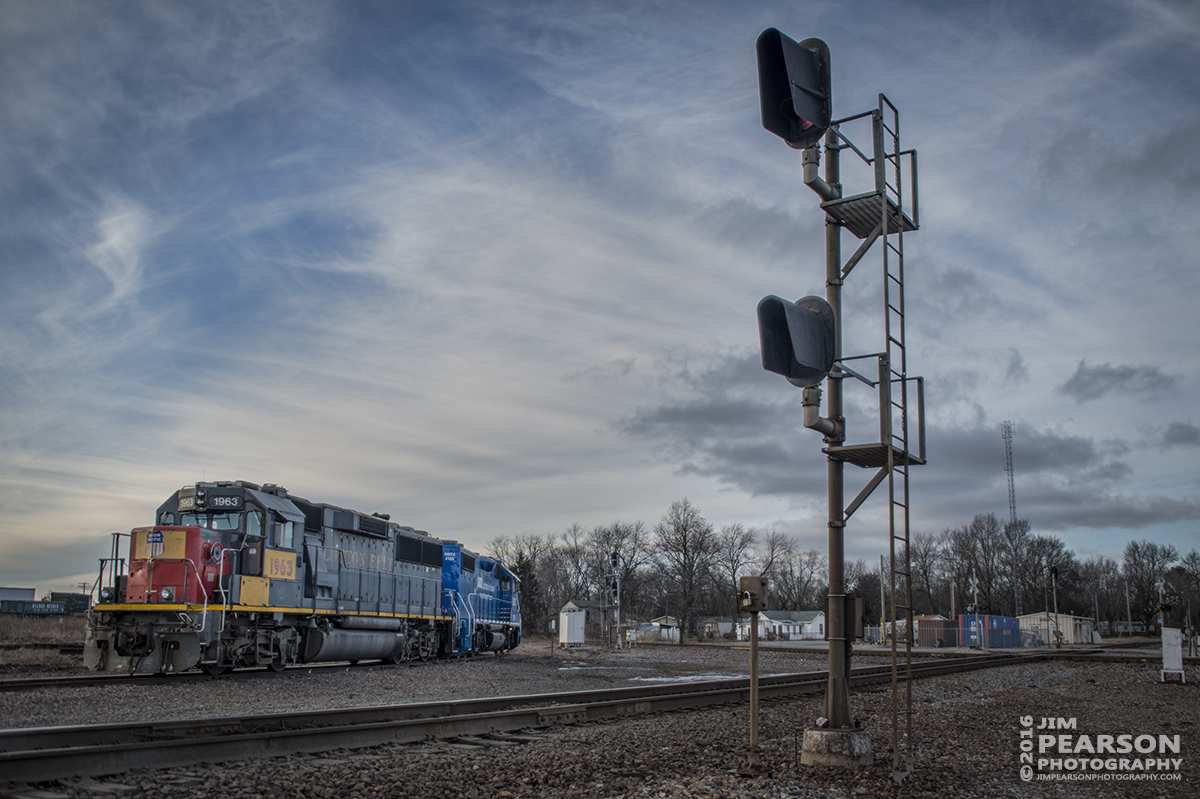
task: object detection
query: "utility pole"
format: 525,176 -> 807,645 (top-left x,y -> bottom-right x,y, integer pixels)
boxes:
949,565 -> 956,644
1125,580 -> 1133,638
1052,566 -> 1060,647
611,550 -> 621,649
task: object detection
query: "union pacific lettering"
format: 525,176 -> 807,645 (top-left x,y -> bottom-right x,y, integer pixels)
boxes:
337,550 -> 393,571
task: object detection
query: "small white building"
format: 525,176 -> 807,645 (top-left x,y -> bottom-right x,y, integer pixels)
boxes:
1018,612 -> 1096,646
558,599 -> 606,646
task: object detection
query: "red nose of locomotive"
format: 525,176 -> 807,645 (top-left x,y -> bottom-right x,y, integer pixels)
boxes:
121,526 -> 232,605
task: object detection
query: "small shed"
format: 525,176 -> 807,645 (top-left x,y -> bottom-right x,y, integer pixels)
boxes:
1018,612 -> 1095,646
559,599 -> 606,646
558,608 -> 585,647
912,614 -> 953,647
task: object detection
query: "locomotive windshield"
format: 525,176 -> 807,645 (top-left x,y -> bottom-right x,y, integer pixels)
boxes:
181,511 -> 241,530
157,508 -> 265,534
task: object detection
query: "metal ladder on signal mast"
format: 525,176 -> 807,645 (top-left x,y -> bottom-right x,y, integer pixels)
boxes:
878,94 -> 916,786
818,94 -> 922,785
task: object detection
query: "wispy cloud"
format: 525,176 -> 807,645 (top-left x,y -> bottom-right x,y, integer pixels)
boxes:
2,1 -> 1199,591
1058,360 -> 1179,403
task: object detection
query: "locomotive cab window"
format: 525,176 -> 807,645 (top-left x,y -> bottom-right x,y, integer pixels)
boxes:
159,512 -> 176,526
246,509 -> 263,539
273,514 -> 294,549
174,511 -> 241,530
209,512 -> 240,531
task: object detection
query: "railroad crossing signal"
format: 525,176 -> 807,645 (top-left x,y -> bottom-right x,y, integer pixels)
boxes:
756,29 -> 831,149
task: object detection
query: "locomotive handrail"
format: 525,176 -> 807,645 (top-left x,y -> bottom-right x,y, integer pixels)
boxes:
215,544 -> 241,635
467,591 -> 512,624
447,589 -> 474,649
184,557 -> 208,632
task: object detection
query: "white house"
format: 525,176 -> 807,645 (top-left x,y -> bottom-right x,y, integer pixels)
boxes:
701,616 -> 735,639
736,610 -> 826,641
636,616 -> 680,643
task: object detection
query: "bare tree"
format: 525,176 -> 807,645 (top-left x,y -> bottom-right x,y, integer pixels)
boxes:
653,498 -> 717,642
712,522 -> 757,618
487,532 -> 559,632
559,522 -> 593,601
768,543 -> 826,611
1077,554 -> 1122,632
909,531 -> 943,614
589,520 -> 654,621
1002,518 -> 1032,616
1123,539 -> 1179,626
755,529 -> 792,578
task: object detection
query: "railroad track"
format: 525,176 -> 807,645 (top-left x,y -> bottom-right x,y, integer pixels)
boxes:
0,657 -> 439,692
0,653 -> 1040,785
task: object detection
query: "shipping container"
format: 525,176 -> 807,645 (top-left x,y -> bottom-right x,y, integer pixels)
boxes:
958,614 -> 1018,647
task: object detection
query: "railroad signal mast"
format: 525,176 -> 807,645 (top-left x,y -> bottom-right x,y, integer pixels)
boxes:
755,28 -> 926,782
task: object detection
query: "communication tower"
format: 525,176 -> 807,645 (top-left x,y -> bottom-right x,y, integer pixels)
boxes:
1002,421 -> 1016,524
1002,421 -> 1020,616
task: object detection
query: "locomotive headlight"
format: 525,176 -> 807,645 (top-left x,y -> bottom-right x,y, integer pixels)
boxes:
100,587 -> 113,602
160,587 -> 174,602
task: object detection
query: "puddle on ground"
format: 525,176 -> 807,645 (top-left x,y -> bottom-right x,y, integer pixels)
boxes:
627,673 -> 745,683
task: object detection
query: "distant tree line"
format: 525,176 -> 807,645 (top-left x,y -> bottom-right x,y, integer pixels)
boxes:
487,502 -> 1200,638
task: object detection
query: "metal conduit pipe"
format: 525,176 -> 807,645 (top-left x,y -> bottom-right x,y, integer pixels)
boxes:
802,386 -> 843,440
803,146 -> 839,202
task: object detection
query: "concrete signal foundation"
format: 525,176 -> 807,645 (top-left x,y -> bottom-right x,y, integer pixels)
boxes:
800,728 -> 874,767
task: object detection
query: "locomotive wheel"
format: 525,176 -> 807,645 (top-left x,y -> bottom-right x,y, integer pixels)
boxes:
269,657 -> 286,673
202,662 -> 228,676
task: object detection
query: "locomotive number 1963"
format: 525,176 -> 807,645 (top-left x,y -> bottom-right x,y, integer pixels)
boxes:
265,549 -> 297,580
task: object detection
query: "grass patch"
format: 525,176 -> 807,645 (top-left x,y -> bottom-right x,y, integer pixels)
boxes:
0,615 -> 88,670
0,614 -> 87,643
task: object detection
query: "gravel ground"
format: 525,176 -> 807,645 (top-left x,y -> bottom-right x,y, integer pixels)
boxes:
1,641 -> 1196,798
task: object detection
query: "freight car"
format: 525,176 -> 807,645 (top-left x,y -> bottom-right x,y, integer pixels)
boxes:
84,481 -> 521,674
0,600 -> 67,616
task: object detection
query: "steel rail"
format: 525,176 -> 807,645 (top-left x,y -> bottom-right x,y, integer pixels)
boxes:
0,654 -> 1040,784
0,658 -> 440,692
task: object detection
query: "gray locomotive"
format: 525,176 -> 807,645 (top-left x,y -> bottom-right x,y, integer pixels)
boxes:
85,481 -> 521,673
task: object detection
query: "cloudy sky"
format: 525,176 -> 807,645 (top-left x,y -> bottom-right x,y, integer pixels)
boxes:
3,0 -> 1198,595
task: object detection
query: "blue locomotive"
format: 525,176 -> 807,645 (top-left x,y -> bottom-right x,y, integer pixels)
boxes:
84,481 -> 520,674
